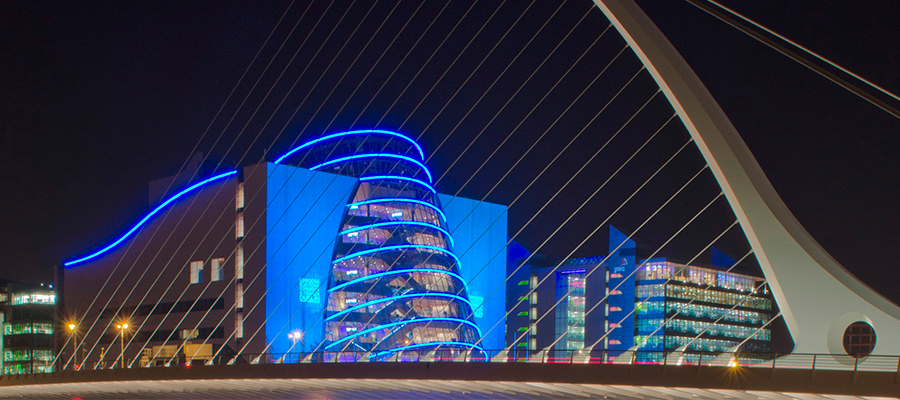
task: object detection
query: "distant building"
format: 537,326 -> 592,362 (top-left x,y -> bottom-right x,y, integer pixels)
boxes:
507,227 -> 774,362
633,258 -> 772,362
0,280 -> 56,374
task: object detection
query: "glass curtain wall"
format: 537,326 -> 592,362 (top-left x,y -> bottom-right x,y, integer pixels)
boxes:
279,131 -> 482,361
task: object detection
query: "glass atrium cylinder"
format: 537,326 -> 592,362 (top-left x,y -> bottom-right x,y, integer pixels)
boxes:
278,130 -> 482,361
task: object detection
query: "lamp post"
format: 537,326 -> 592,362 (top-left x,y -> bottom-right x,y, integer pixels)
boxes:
67,323 -> 77,370
286,330 -> 304,363
115,323 -> 129,369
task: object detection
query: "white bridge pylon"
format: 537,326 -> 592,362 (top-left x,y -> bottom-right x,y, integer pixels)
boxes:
593,0 -> 900,356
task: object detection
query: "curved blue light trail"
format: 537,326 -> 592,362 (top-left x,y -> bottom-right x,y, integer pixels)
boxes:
369,341 -> 485,359
328,268 -> 467,293
309,154 -> 433,183
339,221 -> 455,247
64,170 -> 238,267
347,198 -> 447,224
358,175 -> 437,194
324,318 -> 482,350
273,130 -> 425,164
332,244 -> 461,267
325,292 -> 474,322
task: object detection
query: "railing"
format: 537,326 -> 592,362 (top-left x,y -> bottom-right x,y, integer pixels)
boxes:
33,350 -> 900,375
155,350 -> 900,373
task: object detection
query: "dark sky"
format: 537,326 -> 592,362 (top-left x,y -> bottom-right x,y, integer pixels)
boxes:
2,0 -> 898,305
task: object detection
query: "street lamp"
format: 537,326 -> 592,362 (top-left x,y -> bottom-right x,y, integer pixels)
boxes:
286,330 -> 304,363
115,323 -> 129,369
67,323 -> 78,370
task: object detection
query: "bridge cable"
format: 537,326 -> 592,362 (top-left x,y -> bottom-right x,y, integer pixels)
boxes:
481,131 -> 691,353
253,0 -> 563,361
581,218 -> 738,354
684,0 -> 900,121
321,8 -> 611,358
58,0 -> 314,370
81,1 -> 351,370
544,166 -> 717,354
129,1 -> 401,367
196,2 -> 520,364
166,1 -> 447,366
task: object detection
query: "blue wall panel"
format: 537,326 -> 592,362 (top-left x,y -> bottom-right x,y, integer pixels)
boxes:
438,194 -> 508,351
265,163 -> 358,354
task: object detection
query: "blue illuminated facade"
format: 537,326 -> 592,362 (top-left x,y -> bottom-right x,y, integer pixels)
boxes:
275,131 -> 492,360
63,130 -> 506,366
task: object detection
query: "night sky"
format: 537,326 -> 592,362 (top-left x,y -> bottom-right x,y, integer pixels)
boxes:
2,0 -> 898,307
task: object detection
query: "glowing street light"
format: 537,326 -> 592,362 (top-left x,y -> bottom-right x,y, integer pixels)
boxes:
67,322 -> 78,370
115,322 -> 130,369
285,330 -> 304,362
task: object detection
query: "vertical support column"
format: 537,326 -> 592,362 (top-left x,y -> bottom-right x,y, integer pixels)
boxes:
592,0 -> 900,355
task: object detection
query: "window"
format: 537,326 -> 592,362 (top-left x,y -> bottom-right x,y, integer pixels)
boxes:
10,292 -> 55,305
210,258 -> 224,282
235,283 -> 244,309
190,261 -> 204,284
235,183 -> 244,210
235,213 -> 244,239
180,329 -> 199,340
843,322 -> 876,358
235,244 -> 244,280
235,312 -> 244,338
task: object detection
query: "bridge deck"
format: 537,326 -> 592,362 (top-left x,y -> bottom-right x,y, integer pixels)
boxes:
1,362 -> 897,399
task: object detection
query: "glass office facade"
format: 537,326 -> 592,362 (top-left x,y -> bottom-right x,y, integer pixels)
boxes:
0,282 -> 56,375
554,270 -> 586,350
280,131 -> 481,361
634,261 -> 773,361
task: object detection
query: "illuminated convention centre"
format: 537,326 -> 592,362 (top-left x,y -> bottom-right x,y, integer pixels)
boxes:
57,129 -> 777,369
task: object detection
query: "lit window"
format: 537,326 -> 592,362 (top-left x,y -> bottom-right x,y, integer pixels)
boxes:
9,292 -> 55,305
235,213 -> 244,239
190,261 -> 204,284
235,244 -> 244,280
235,283 -> 244,309
235,312 -> 244,338
235,183 -> 244,210
180,329 -> 199,340
210,258 -> 224,282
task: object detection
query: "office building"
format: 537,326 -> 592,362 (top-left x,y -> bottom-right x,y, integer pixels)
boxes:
0,280 -> 56,374
507,227 -> 773,361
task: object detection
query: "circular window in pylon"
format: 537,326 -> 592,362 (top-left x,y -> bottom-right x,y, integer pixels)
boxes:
842,321 -> 876,357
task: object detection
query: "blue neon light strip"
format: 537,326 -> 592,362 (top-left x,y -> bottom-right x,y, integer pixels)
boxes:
328,268 -> 466,293
273,130 -> 425,164
369,341 -> 484,359
359,175 -> 436,194
333,244 -> 461,267
310,154 -> 433,183
325,318 -> 482,350
64,170 -> 238,267
339,221 -> 454,247
325,292 -> 474,321
347,198 -> 447,224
